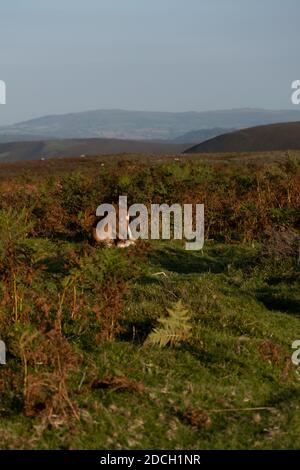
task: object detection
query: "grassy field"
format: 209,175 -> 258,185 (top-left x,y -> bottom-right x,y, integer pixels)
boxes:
0,152 -> 299,449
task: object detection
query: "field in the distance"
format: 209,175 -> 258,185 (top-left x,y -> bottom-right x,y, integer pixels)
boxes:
0,149 -> 299,181
0,150 -> 299,450
0,138 -> 189,164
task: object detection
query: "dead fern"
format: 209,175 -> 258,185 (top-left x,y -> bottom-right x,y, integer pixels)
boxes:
145,300 -> 192,347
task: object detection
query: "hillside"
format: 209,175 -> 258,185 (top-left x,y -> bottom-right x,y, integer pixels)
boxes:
0,154 -> 299,450
172,127 -> 235,143
2,108 -> 300,141
0,138 -> 188,163
186,122 -> 300,154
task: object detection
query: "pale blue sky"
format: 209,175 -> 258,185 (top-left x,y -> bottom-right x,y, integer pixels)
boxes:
0,0 -> 299,124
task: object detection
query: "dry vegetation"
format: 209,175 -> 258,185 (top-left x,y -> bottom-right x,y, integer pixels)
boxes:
0,151 -> 299,449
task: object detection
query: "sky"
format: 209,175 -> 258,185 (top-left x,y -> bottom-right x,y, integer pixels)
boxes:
0,0 -> 299,125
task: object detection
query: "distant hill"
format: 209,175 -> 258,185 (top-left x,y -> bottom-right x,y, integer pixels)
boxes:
0,138 -> 188,163
185,122 -> 300,154
1,108 -> 300,142
0,134 -> 49,144
173,127 -> 235,143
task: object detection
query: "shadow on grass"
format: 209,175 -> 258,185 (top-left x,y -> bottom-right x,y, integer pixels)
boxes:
256,291 -> 300,316
266,386 -> 300,408
35,256 -> 68,274
118,318 -> 155,344
48,230 -> 91,244
150,246 -> 257,275
135,275 -> 163,287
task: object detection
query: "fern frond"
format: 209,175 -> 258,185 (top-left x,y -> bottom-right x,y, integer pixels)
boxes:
145,300 -> 192,347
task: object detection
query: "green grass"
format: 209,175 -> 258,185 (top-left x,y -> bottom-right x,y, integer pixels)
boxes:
0,155 -> 299,449
1,239 -> 299,450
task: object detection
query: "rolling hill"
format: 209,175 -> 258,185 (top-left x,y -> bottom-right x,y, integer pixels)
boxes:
1,108 -> 300,142
186,122 -> 300,154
